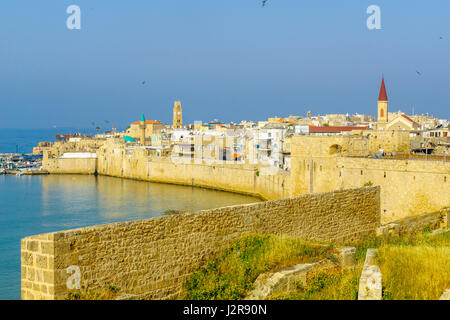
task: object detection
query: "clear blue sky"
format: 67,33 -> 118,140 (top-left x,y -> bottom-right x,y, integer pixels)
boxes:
0,0 -> 449,129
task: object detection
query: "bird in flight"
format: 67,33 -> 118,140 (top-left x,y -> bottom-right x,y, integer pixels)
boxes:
439,36 -> 443,40
416,70 -> 422,76
142,81 -> 146,85
262,0 -> 268,7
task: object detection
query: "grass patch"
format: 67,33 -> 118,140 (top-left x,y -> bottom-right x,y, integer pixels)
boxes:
269,263 -> 363,300
351,231 -> 450,300
66,285 -> 121,300
377,245 -> 450,300
184,234 -> 336,300
349,230 -> 450,263
269,231 -> 450,300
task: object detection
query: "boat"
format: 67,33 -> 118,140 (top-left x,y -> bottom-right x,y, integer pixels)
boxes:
16,171 -> 24,176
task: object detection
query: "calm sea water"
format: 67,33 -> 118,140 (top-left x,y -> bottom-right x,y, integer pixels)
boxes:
0,129 -> 260,300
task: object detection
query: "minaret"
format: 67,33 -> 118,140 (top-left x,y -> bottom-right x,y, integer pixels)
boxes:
173,101 -> 182,128
377,77 -> 388,124
140,114 -> 146,145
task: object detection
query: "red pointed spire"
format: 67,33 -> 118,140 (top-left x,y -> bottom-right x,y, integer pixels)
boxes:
378,77 -> 388,101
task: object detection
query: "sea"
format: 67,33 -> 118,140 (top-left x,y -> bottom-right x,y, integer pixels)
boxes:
0,129 -> 260,300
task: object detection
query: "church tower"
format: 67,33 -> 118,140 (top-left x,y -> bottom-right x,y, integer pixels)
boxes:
140,114 -> 146,145
173,101 -> 182,128
377,77 -> 388,124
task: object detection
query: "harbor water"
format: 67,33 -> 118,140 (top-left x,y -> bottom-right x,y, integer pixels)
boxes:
0,130 -> 261,300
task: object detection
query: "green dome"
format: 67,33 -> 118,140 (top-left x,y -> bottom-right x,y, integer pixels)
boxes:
123,136 -> 136,143
140,114 -> 145,122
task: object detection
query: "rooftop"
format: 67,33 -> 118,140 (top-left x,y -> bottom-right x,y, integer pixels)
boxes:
308,125 -> 369,133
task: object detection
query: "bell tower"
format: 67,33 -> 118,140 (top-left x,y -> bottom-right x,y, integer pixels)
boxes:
377,77 -> 388,124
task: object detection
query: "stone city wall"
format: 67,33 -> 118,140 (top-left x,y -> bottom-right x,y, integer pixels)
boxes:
290,156 -> 449,223
21,187 -> 380,300
97,150 -> 291,200
43,144 -> 291,200
42,156 -> 97,175
42,135 -> 449,223
394,208 -> 449,236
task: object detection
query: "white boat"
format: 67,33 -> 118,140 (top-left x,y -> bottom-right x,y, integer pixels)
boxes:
16,171 -> 24,176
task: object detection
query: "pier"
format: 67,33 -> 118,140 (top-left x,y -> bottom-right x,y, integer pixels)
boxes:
0,153 -> 48,175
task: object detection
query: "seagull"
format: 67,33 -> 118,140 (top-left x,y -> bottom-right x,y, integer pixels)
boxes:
416,70 -> 422,76
142,81 -> 146,85
439,36 -> 443,40
262,0 -> 267,7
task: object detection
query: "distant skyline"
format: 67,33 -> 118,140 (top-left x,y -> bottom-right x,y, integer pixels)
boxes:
0,1 -> 449,129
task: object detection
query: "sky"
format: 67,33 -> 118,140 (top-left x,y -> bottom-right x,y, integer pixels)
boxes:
0,0 -> 449,129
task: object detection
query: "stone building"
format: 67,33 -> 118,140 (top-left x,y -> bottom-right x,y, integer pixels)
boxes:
386,113 -> 420,131
125,117 -> 164,143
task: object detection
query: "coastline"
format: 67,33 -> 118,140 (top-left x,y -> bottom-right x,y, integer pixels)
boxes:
1,173 -> 261,300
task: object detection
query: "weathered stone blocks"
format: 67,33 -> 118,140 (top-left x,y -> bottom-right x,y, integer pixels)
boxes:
358,249 -> 382,300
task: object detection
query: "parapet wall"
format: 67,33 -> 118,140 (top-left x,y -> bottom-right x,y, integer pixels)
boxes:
21,187 -> 380,300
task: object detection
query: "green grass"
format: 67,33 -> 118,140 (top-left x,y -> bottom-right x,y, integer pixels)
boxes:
185,230 -> 449,300
184,234 -> 336,300
269,231 -> 449,300
377,244 -> 450,300
350,229 -> 450,262
66,285 -> 121,300
268,263 -> 363,300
